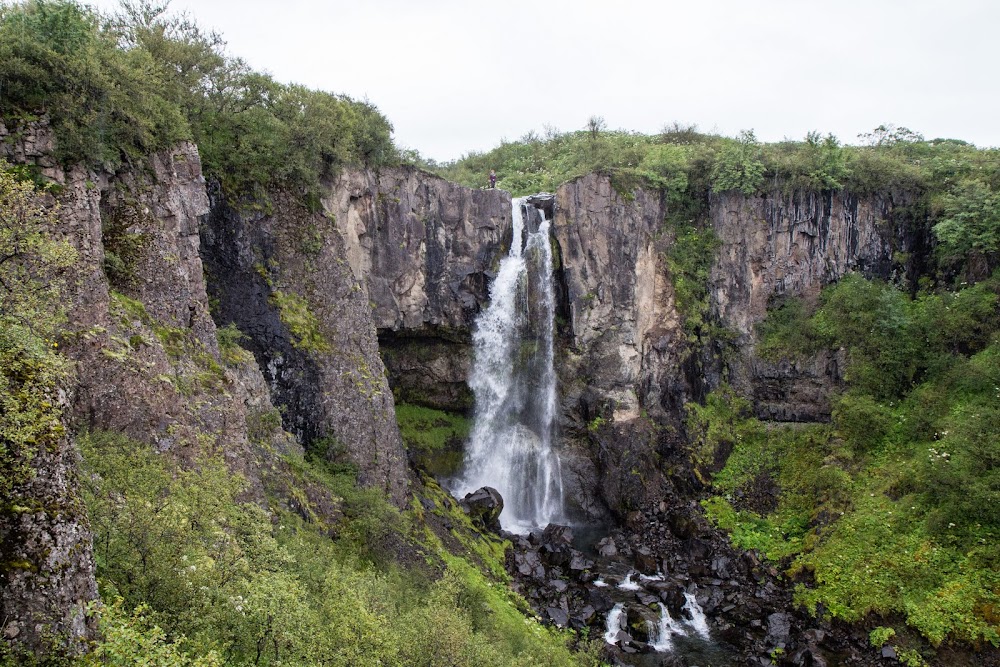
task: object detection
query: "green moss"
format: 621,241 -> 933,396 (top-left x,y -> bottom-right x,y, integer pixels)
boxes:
269,290 -> 330,353
215,323 -> 254,366
663,218 -> 721,336
395,403 -> 470,478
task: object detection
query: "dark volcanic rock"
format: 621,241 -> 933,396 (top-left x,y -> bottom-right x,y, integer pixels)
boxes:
459,487 -> 504,532
546,606 -> 569,627
766,611 -> 793,647
597,536 -> 618,557
634,546 -> 658,573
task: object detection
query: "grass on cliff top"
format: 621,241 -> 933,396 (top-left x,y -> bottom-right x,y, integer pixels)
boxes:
0,0 -> 400,201
76,428 -> 597,667
436,123 -> 1000,284
694,273 -> 1000,652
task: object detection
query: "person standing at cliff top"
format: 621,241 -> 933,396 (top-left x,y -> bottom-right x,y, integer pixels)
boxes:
489,169 -> 497,188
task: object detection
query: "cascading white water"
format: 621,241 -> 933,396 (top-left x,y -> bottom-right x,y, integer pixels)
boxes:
650,603 -> 686,652
604,603 -> 625,644
617,572 -> 641,591
453,197 -> 564,533
682,592 -> 711,639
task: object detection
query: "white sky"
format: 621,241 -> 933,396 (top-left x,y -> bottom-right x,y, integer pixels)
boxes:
86,0 -> 1000,162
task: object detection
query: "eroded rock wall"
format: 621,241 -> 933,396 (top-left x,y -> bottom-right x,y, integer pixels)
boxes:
552,174 -> 687,520
709,189 -> 916,421
547,177 -> 922,517
201,189 -> 409,505
330,168 -> 511,412
1,122 -> 298,656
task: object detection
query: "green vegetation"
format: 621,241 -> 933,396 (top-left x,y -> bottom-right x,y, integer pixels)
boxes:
0,161 -> 76,500
438,122 -> 1000,283
664,220 -> 722,336
78,431 -> 596,667
0,0 -> 398,201
697,273 -> 1000,648
396,403 -> 470,477
710,129 -> 765,195
268,290 -> 330,353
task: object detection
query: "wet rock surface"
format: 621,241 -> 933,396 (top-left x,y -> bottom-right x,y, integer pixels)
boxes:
459,486 -> 504,532
502,477 -> 900,667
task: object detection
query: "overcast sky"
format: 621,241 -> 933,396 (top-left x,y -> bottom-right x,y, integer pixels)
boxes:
86,0 -> 1000,162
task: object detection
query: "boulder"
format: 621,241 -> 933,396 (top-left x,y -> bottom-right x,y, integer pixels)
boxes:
634,546 -> 658,573
765,611 -> 792,647
569,551 -> 594,572
546,606 -> 569,627
459,486 -> 504,532
588,587 -> 615,614
541,523 -> 574,546
597,536 -> 618,557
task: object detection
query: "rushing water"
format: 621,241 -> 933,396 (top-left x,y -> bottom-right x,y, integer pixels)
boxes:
453,197 -> 564,533
603,586 -> 716,658
649,603 -> 686,652
618,572 -> 642,591
604,603 -> 626,644
682,592 -> 711,640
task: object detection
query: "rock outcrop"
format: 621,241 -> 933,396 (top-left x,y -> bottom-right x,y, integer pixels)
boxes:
709,189 -> 918,421
545,176 -> 924,518
551,174 -> 687,519
330,167 -> 511,412
1,122 -> 302,656
0,392 -> 97,657
333,167 -> 511,332
201,188 -> 408,505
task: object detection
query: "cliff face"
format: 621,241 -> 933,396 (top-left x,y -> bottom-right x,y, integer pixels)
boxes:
1,123 -> 302,655
200,190 -> 409,505
546,177 -> 922,517
198,168 -> 509,504
552,175 -> 687,519
709,189 -> 916,421
332,167 -> 511,412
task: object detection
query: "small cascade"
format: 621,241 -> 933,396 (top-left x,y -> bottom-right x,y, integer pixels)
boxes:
617,572 -> 641,591
604,603 -> 625,644
649,603 -> 686,652
453,197 -> 565,533
683,592 -> 711,639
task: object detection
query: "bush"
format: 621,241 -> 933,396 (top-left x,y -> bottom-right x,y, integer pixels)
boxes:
0,1 -> 399,200
707,273 -> 1000,648
710,130 -> 765,195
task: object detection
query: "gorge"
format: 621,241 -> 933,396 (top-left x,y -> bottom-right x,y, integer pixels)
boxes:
1,4 -> 999,666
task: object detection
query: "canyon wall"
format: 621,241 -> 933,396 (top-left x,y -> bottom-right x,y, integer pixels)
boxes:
329,168 -> 511,412
709,188 -> 921,421
1,124 -> 293,654
1,117 -> 924,656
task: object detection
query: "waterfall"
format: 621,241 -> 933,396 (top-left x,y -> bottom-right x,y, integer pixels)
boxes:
604,603 -> 625,644
649,603 -> 686,652
682,592 -> 711,639
453,197 -> 564,533
617,572 -> 641,591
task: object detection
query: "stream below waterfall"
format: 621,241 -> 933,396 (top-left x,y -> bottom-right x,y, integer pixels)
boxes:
453,195 -> 739,665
